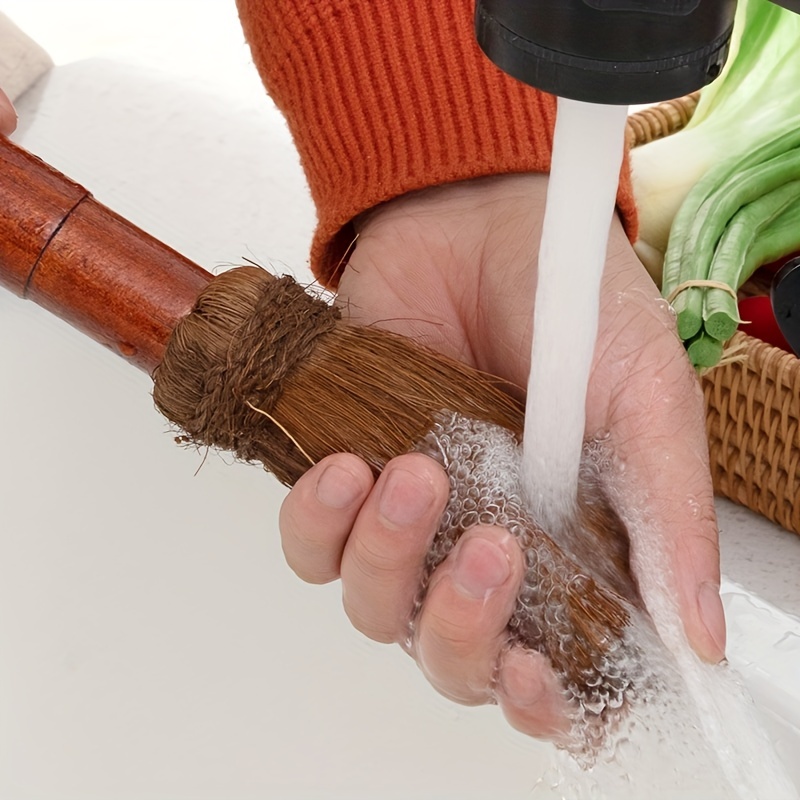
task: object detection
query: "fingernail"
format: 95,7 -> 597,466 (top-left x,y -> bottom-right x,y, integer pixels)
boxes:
453,536 -> 511,600
378,468 -> 435,527
315,464 -> 364,509
698,581 -> 727,662
500,649 -> 548,708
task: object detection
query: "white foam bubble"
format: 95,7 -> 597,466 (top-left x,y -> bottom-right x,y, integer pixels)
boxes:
415,413 -> 797,799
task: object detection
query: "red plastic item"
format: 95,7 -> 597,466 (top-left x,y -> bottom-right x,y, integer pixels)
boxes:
758,251 -> 800,274
737,295 -> 793,353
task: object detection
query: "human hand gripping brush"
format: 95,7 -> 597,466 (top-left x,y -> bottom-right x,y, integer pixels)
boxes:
0,132 -> 664,765
1,130 -> 796,796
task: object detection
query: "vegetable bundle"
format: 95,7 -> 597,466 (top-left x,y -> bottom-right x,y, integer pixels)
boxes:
631,0 -> 800,368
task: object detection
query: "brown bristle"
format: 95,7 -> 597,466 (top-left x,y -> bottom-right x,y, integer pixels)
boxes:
153,266 -> 643,731
154,266 -> 524,485
276,324 -> 526,477
511,549 -> 632,685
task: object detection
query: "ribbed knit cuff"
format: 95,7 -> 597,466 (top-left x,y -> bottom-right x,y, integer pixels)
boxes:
238,0 -> 638,287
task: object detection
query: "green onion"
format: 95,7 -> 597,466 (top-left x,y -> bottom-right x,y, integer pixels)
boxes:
632,0 -> 800,282
633,0 -> 800,369
666,147 -> 800,346
663,131 -> 800,305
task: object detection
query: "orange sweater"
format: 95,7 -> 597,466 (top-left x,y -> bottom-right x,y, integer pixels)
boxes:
236,0 -> 637,288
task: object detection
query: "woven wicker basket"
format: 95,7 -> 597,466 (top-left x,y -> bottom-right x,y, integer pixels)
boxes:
627,96 -> 800,536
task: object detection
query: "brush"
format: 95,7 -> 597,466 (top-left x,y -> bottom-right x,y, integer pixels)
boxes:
0,134 -> 647,754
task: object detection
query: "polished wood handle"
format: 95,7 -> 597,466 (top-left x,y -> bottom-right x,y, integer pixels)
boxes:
0,136 -> 212,373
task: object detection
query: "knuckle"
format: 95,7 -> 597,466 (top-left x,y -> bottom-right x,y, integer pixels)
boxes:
417,598 -> 489,673
278,509 -> 342,585
424,610 -> 477,655
349,535 -> 405,583
285,556 -> 338,586
342,597 -> 401,644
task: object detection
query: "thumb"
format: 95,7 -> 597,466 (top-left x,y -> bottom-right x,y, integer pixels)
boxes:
602,342 -> 726,663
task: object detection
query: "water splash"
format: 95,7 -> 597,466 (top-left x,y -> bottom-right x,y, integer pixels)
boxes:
516,96 -> 796,797
415,413 -> 797,799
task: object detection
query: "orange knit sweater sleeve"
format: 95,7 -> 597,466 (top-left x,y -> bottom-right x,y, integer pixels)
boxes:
236,0 -> 638,288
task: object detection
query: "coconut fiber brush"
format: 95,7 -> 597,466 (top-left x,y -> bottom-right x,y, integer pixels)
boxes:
0,134 -> 653,756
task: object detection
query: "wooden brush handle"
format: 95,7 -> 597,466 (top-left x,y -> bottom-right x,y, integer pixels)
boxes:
0,136 -> 211,373
1,136 -> 641,731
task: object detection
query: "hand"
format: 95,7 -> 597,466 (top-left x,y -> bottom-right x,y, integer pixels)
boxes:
0,87 -> 17,135
279,173 -> 725,739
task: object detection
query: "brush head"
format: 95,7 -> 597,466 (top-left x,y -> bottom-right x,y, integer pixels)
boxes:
153,266 -> 645,752
153,266 -> 525,484
416,413 -> 641,750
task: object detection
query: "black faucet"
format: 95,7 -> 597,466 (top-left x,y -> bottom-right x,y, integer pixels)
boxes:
475,0 -> 795,104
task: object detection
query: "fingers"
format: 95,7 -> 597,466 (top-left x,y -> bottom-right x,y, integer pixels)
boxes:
281,454 -> 572,739
280,446 -> 573,737
414,524 -> 570,736
616,350 -> 725,663
625,359 -> 726,664
594,256 -> 726,663
0,87 -> 17,136
495,647 -> 571,740
279,453 -> 374,584
414,526 -> 523,703
280,451 -> 452,642
340,452 -> 450,643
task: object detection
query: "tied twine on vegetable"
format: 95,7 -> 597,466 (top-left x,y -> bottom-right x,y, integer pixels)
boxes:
661,126 -> 800,368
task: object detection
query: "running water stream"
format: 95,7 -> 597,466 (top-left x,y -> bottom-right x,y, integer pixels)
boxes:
523,98 -> 628,528
522,97 -> 798,799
